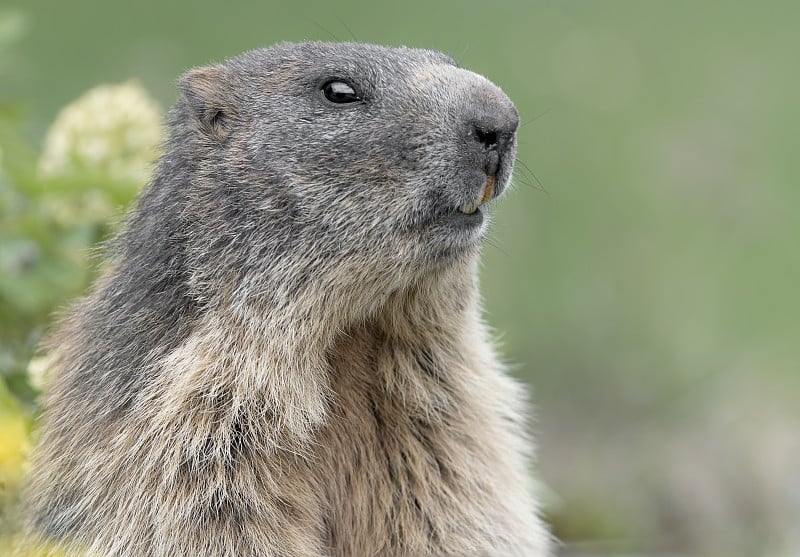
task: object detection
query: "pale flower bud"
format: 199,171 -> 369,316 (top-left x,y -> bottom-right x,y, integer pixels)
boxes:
38,81 -> 163,184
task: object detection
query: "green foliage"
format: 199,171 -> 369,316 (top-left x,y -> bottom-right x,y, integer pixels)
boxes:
0,105 -> 143,409
0,76 -> 161,547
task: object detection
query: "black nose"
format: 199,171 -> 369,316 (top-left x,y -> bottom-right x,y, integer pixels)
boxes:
475,128 -> 500,149
469,108 -> 518,174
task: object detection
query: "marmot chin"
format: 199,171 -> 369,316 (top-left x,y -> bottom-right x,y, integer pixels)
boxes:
22,42 -> 551,556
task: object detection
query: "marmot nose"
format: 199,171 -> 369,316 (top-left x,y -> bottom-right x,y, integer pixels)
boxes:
468,107 -> 518,175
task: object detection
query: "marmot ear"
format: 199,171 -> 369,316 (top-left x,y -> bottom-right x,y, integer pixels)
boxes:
179,65 -> 233,139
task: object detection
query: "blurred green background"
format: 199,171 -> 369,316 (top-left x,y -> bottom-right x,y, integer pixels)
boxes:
1,1 -> 798,555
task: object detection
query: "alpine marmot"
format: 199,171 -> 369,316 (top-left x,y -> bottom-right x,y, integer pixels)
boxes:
22,42 -> 550,556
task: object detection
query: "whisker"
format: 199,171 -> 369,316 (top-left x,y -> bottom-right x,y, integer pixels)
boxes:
519,108 -> 551,128
514,158 -> 549,196
484,234 -> 509,257
312,20 -> 339,42
335,16 -> 358,42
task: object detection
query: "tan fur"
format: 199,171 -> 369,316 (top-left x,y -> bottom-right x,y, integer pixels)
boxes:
20,42 -> 550,556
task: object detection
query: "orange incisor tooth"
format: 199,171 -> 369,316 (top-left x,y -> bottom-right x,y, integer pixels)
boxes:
480,175 -> 496,205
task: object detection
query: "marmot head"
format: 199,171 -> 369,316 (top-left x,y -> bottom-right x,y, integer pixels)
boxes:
148,42 -> 518,304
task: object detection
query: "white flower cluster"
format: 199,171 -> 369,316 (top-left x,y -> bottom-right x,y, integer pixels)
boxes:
26,354 -> 53,392
38,81 -> 164,184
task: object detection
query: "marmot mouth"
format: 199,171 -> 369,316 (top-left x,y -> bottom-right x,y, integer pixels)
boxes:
451,204 -> 485,221
438,205 -> 485,229
457,175 -> 496,215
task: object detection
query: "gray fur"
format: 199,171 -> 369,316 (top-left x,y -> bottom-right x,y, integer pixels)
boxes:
21,42 -> 550,556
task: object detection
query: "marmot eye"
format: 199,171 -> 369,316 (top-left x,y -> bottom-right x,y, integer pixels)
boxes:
322,80 -> 361,104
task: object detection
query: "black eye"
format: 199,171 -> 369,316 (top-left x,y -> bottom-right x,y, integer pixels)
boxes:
322,80 -> 361,104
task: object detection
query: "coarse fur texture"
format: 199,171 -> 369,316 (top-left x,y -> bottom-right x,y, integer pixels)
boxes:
21,42 -> 551,556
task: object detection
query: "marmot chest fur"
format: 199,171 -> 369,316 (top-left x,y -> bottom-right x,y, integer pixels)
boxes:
22,41 -> 550,556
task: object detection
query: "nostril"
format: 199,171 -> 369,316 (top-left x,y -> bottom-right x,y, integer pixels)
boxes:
475,127 -> 499,149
